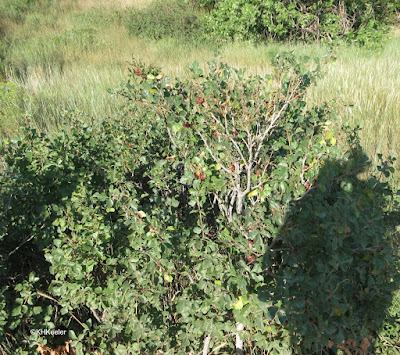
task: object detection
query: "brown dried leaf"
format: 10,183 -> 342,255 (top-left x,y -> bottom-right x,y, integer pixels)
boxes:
137,211 -> 146,218
360,337 -> 371,354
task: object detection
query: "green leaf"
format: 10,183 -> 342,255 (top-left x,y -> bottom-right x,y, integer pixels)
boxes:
33,306 -> 42,315
11,306 -> 21,317
233,296 -> 249,310
68,330 -> 77,340
193,227 -> 202,234
172,123 -> 181,133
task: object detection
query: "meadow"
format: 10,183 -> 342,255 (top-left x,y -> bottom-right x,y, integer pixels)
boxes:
1,0 -> 399,185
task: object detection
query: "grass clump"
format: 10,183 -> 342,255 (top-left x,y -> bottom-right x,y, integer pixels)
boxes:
0,81 -> 27,136
123,0 -> 206,41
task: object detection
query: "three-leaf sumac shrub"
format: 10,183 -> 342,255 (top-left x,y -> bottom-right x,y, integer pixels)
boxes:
0,54 -> 398,354
196,0 -> 399,46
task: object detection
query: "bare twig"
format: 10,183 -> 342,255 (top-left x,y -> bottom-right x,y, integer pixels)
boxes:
36,290 -> 86,329
4,234 -> 35,259
209,342 -> 228,354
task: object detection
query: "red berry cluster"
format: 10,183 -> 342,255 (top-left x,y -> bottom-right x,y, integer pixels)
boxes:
247,256 -> 256,263
196,97 -> 203,104
183,123 -> 191,128
195,171 -> 206,180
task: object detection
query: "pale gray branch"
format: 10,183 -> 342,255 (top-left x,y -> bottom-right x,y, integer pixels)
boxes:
235,323 -> 244,355
202,334 -> 211,355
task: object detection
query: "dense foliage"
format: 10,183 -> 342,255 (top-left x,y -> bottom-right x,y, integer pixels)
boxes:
0,54 -> 399,354
195,0 -> 399,46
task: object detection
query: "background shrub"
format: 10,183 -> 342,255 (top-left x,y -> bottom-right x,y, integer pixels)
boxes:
0,55 -> 398,354
123,0 -> 206,41
198,0 -> 399,46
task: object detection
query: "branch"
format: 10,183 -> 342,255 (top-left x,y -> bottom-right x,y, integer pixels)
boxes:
202,334 -> 211,355
253,101 -> 289,164
90,308 -> 108,323
228,136 -> 248,170
36,290 -> 86,329
2,223 -> 45,261
235,323 -> 244,355
209,342 -> 228,354
196,130 -> 231,175
3,234 -> 35,260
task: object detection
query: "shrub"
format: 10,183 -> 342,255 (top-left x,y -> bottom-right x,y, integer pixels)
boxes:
0,0 -> 32,23
0,0 -> 53,23
0,54 -> 398,353
123,0 -> 206,41
198,0 -> 399,46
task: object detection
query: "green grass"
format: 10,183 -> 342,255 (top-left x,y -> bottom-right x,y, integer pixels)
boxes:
1,0 -> 399,185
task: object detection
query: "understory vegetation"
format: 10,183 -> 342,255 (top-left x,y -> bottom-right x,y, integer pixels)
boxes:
0,0 -> 399,354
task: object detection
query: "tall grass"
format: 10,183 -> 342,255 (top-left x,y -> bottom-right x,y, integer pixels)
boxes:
308,36 -> 400,180
1,0 -> 399,183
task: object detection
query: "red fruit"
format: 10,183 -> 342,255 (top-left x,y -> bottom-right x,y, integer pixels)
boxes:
247,256 -> 256,262
249,240 -> 254,246
234,130 -> 238,136
303,165 -> 308,171
249,227 -> 253,231
135,68 -> 141,75
187,124 -> 191,128
183,124 -> 187,127
255,169 -> 260,176
231,165 -> 235,171
213,133 -> 218,136
129,144 -> 133,148
272,210 -> 276,214
199,173 -> 205,180
306,183 -> 311,189
196,97 -> 203,104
